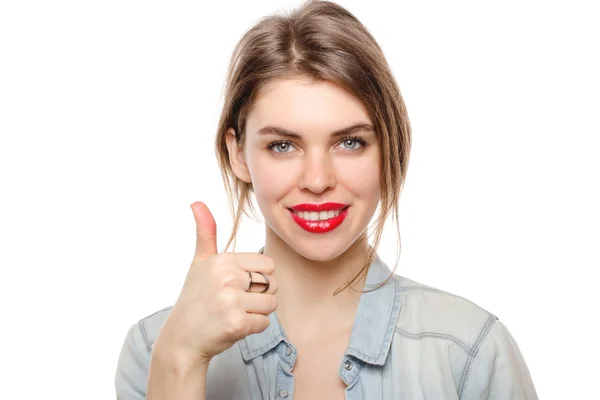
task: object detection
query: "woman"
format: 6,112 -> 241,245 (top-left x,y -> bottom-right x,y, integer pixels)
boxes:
115,1 -> 538,399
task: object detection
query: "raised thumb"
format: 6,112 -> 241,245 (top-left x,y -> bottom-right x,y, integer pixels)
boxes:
191,201 -> 217,258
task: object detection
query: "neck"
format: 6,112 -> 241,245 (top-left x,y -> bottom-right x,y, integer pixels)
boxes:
263,227 -> 370,343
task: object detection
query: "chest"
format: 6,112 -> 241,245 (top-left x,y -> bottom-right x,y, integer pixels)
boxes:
290,333 -> 349,400
210,331 -> 463,400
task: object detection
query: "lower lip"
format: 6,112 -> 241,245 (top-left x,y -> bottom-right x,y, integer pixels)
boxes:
289,207 -> 349,233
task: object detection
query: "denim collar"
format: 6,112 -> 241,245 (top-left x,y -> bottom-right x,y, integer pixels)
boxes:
239,247 -> 402,366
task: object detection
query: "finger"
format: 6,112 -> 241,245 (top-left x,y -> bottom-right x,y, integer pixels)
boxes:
191,201 -> 217,258
231,253 -> 276,276
245,313 -> 271,335
247,272 -> 278,295
242,292 -> 277,315
223,269 -> 278,295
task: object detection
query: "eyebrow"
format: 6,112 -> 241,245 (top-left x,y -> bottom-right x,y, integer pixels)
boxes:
257,123 -> 374,139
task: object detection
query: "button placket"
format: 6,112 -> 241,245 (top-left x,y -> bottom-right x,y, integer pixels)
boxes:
339,356 -> 362,386
278,341 -> 297,368
275,341 -> 296,399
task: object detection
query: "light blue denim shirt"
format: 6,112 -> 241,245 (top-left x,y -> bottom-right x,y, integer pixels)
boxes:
116,249 -> 538,399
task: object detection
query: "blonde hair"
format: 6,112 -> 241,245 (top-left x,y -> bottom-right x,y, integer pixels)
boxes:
215,0 -> 411,295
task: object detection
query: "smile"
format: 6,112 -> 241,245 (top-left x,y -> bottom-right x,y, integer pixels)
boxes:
287,203 -> 350,233
290,208 -> 344,221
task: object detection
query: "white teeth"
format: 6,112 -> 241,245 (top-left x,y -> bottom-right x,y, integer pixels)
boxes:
296,209 -> 342,221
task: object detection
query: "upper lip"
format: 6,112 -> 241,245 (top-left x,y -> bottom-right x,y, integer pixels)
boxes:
289,202 -> 349,212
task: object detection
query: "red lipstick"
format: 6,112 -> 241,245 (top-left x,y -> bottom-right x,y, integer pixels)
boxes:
288,203 -> 349,233
290,202 -> 347,212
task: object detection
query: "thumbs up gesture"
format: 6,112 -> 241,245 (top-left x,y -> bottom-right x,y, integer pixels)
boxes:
153,201 -> 278,368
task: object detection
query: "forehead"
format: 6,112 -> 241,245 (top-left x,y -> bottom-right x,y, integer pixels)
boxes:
246,78 -> 372,134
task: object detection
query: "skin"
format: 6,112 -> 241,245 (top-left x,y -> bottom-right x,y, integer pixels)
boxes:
225,76 -> 382,397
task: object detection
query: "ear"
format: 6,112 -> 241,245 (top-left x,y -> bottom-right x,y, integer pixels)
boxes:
225,128 -> 252,183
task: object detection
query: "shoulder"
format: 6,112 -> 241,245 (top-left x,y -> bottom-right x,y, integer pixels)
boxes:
394,274 -> 497,355
135,305 -> 174,350
392,275 -> 538,398
123,305 -> 174,355
114,306 -> 173,398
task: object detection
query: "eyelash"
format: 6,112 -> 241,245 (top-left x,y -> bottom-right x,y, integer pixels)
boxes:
266,135 -> 367,155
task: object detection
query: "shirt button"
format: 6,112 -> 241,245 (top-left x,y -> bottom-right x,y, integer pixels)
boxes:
285,346 -> 293,356
278,389 -> 289,398
344,360 -> 353,370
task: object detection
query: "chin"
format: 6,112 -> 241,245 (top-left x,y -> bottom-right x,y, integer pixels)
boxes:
285,238 -> 352,262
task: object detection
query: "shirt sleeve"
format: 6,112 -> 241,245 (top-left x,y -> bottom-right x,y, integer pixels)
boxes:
115,321 -> 150,399
462,319 -> 538,400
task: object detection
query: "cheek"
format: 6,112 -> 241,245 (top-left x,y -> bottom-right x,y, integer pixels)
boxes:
337,156 -> 380,198
248,157 -> 295,203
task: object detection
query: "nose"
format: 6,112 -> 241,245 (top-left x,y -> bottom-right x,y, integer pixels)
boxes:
298,151 -> 336,194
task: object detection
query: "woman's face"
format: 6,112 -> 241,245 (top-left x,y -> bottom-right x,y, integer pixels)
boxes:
227,77 -> 380,261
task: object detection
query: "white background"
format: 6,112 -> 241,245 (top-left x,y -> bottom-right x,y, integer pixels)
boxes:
1,0 -> 598,398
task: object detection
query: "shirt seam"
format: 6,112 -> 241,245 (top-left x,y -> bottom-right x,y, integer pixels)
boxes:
139,305 -> 173,350
138,320 -> 152,356
394,328 -> 473,355
128,320 -> 151,359
457,314 -> 498,399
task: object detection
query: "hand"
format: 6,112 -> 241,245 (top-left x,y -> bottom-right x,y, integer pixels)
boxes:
154,201 -> 278,368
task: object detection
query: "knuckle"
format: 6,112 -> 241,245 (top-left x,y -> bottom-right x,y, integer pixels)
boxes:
216,289 -> 239,310
225,313 -> 248,337
219,271 -> 241,288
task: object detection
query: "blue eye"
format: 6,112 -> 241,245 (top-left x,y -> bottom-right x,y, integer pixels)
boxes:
267,136 -> 367,155
340,138 -> 361,150
268,141 -> 294,153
